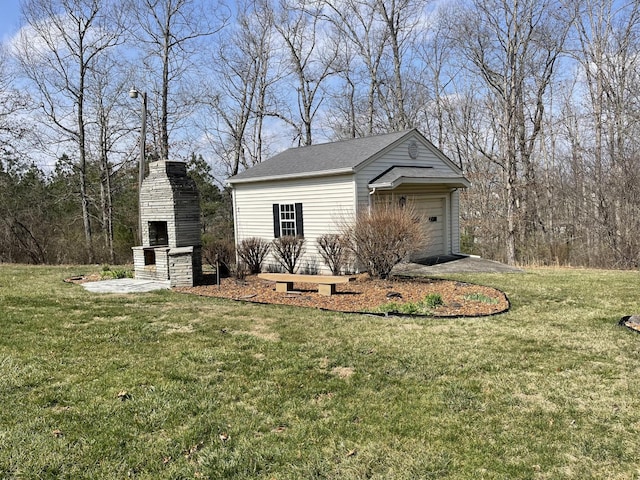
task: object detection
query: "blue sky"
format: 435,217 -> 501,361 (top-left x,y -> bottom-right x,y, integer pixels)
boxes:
0,0 -> 22,42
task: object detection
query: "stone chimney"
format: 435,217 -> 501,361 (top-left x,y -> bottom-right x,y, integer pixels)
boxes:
133,160 -> 202,286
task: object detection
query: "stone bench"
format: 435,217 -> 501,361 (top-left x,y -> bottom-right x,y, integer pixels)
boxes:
257,273 -> 356,296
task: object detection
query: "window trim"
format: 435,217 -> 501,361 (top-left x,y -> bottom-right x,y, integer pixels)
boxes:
273,203 -> 304,238
280,204 -> 297,237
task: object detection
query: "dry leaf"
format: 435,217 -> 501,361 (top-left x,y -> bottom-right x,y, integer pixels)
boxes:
117,390 -> 131,401
184,441 -> 204,459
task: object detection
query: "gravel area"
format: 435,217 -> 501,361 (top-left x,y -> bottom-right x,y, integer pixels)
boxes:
176,274 -> 509,317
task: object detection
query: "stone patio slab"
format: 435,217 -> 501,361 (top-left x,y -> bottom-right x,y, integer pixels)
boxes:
81,278 -> 171,293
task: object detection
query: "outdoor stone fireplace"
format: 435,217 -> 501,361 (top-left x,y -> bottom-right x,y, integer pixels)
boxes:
132,160 -> 202,287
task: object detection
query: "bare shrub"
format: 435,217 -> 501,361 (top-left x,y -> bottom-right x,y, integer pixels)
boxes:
202,236 -> 235,277
302,258 -> 319,275
317,233 -> 351,275
235,261 -> 248,280
237,237 -> 270,274
271,236 -> 306,274
344,204 -> 426,279
266,263 -> 285,273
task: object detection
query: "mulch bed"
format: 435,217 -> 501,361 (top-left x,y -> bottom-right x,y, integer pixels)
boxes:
176,274 -> 510,317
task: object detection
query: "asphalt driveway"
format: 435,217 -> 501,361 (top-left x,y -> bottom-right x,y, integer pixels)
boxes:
393,254 -> 524,276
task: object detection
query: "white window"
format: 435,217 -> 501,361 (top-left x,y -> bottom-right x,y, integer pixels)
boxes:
280,204 -> 297,237
273,203 -> 304,238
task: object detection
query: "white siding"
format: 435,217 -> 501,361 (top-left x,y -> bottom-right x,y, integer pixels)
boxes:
231,131 -> 467,273
353,132 -> 464,257
451,189 -> 461,253
233,174 -> 356,274
354,134 -> 462,208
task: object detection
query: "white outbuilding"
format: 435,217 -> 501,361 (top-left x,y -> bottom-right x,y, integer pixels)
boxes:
227,129 -> 470,274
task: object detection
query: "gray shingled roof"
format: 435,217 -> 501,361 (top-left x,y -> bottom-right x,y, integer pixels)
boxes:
228,130 -> 413,184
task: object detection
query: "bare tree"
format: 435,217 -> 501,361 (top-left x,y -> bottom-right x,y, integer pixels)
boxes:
373,0 -> 419,130
324,41 -> 359,139
15,0 -> 125,263
86,52 -> 133,263
322,0 -> 388,136
571,0 -> 640,267
0,47 -> 46,264
200,0 -> 281,176
0,47 -> 30,159
322,0 -> 430,136
129,0 -> 228,160
274,0 -> 340,145
449,0 -> 571,264
413,4 -> 457,149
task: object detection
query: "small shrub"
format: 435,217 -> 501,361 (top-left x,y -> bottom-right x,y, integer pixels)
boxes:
235,261 -> 248,280
202,237 -> 235,277
376,293 -> 444,315
399,302 -> 420,314
100,265 -> 133,279
377,301 -> 420,315
377,301 -> 402,314
422,293 -> 444,308
271,236 -> 306,274
237,237 -> 270,274
344,204 -> 426,279
463,292 -> 499,304
317,233 -> 351,275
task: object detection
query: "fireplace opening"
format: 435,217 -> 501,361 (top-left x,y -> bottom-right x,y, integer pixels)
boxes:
149,221 -> 168,246
144,248 -> 156,266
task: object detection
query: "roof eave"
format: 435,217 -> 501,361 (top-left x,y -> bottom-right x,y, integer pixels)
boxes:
228,167 -> 355,185
368,176 -> 471,190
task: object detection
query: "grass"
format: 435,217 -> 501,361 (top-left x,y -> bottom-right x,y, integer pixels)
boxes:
463,292 -> 499,304
1,264 -> 640,479
377,293 -> 444,314
99,264 -> 134,279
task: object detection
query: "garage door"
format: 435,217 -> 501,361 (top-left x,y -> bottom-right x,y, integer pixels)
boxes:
411,196 -> 445,258
374,193 -> 446,258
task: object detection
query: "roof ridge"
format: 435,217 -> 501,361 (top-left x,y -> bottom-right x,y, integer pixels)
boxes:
228,128 -> 420,184
295,128 -> 414,150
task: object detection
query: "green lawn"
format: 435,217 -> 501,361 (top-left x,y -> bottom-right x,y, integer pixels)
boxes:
1,264 -> 640,479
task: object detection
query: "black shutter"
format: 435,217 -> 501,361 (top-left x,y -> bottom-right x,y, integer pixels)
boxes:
295,203 -> 304,238
272,204 -> 280,238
